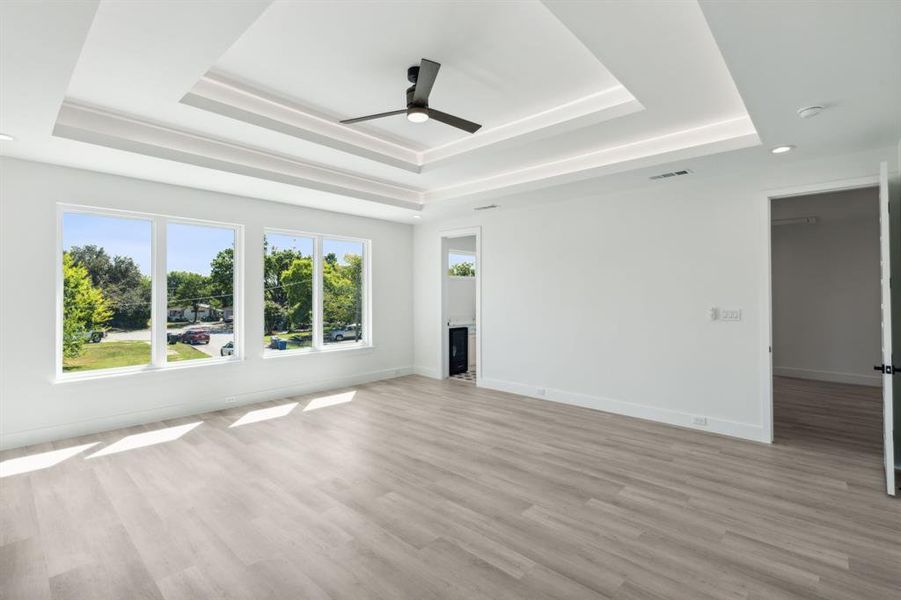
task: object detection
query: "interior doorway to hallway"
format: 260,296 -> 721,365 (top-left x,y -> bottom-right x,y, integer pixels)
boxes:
440,228 -> 480,385
769,186 -> 896,493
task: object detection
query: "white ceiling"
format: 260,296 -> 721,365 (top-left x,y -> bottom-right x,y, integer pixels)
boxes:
699,0 -> 901,157
214,0 -> 622,150
1,0 -> 898,222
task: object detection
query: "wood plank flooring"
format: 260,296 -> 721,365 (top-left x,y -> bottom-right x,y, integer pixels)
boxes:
2,375 -> 899,600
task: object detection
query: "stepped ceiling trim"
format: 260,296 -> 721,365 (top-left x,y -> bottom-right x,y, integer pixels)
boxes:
182,71 -> 643,172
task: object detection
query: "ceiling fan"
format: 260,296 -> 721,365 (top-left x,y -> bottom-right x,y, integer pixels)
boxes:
340,58 -> 482,134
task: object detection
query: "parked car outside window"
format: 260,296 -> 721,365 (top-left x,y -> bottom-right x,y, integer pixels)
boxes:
328,324 -> 359,342
168,328 -> 210,345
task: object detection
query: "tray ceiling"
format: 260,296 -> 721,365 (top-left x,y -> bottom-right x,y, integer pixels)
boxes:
1,0 -> 769,220
210,0 -> 625,151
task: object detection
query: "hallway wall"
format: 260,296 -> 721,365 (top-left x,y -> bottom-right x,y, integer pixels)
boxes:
771,187 -> 881,386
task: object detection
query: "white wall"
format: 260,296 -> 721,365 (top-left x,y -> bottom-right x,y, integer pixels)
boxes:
417,181 -> 767,440
413,147 -> 898,443
771,188 -> 881,386
447,237 -> 476,253
447,277 -> 476,325
0,158 -> 414,449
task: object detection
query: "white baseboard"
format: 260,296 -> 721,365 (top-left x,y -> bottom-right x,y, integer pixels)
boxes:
1,366 -> 413,450
413,365 -> 442,379
773,366 -> 881,387
479,377 -> 768,443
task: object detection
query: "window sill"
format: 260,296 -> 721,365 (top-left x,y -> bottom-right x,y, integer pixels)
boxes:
55,356 -> 241,384
262,343 -> 373,359
54,343 -> 374,381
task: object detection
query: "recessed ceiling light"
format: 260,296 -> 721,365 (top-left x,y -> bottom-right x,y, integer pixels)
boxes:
0,133 -> 14,142
406,107 -> 429,123
797,105 -> 824,119
771,145 -> 795,154
412,215 -> 422,220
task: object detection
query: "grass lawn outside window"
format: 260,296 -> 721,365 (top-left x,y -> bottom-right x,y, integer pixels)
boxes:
62,340 -> 208,372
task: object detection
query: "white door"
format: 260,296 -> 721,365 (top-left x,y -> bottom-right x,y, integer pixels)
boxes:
879,161 -> 896,496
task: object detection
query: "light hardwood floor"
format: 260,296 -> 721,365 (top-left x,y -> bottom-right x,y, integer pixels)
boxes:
2,375 -> 899,600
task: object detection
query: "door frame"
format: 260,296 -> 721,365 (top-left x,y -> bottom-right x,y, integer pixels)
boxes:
440,226 -> 481,384
762,174 -> 886,475
877,162 -> 896,496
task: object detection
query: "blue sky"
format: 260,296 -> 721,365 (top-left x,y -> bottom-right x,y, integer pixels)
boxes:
267,233 -> 362,266
63,213 -> 234,276
322,238 -> 363,265
63,213 -> 153,274
448,252 -> 475,269
266,232 -> 313,257
168,223 -> 235,275
63,214 -> 364,276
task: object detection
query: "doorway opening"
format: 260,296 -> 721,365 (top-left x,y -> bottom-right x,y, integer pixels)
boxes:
441,229 -> 480,385
769,185 -> 892,489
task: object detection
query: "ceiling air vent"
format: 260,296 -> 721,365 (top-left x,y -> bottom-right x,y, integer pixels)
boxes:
474,204 -> 499,211
649,168 -> 693,180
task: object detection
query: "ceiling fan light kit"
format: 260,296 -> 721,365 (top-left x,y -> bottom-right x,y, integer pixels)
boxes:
407,106 -> 429,123
340,58 -> 482,134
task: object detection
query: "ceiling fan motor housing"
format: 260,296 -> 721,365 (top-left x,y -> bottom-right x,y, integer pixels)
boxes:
340,58 -> 481,133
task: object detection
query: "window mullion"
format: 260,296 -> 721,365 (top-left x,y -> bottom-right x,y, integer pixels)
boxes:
233,225 -> 243,360
364,239 -> 371,346
151,217 -> 168,367
312,236 -> 323,350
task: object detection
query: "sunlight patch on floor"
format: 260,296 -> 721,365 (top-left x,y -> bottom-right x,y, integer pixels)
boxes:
230,402 -> 299,428
0,442 -> 100,478
303,390 -> 356,412
87,422 -> 203,458
3,391 -> 358,473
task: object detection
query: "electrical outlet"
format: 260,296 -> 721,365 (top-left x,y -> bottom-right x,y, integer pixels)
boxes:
691,416 -> 708,426
536,388 -> 546,397
225,397 -> 237,404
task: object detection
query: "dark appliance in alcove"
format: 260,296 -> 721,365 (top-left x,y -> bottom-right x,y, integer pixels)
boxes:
449,327 -> 468,375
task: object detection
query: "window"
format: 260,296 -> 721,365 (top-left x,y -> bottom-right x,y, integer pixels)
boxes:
61,212 -> 152,372
59,207 -> 241,376
263,230 -> 368,354
167,223 -> 236,363
448,252 -> 476,277
263,232 -> 313,353
322,238 -> 365,346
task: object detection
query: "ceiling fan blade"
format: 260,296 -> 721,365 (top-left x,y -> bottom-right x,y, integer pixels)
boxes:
412,58 -> 441,105
427,109 -> 482,134
340,109 -> 406,125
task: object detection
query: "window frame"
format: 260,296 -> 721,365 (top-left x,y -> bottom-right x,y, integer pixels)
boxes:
447,250 -> 477,278
263,228 -> 372,358
56,204 -> 243,380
